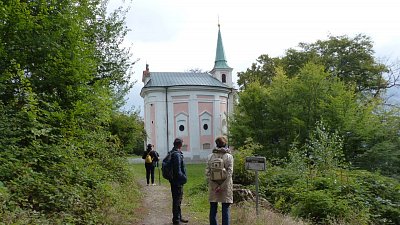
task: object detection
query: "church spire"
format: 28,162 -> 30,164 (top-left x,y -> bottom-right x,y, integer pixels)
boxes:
213,24 -> 231,69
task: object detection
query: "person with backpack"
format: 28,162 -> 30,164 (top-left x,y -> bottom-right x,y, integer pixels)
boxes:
165,138 -> 188,225
205,136 -> 233,225
142,144 -> 159,186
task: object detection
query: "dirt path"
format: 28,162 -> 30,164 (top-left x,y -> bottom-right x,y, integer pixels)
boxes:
137,178 -> 173,225
136,177 -> 206,225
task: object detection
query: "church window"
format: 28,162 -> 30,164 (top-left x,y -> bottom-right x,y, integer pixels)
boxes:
222,74 -> 226,83
202,143 -> 211,149
200,112 -> 212,136
176,113 -> 188,136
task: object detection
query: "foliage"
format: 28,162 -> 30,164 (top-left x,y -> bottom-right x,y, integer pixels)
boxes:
0,0 -> 139,223
231,52 -> 400,177
256,124 -> 400,224
237,34 -> 388,96
289,121 -> 346,176
237,54 -> 280,90
232,138 -> 263,185
231,63 -> 371,161
109,111 -> 146,155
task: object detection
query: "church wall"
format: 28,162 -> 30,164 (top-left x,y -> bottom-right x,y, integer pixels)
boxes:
198,101 -> 214,151
219,96 -> 228,136
173,101 -> 190,152
143,88 -> 232,160
143,91 -> 169,156
150,102 -> 156,148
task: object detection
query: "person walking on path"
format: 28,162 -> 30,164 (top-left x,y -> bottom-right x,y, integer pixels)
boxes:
169,138 -> 189,225
206,136 -> 234,225
142,144 -> 159,186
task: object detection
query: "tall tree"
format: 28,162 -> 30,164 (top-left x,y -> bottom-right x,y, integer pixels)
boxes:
237,54 -> 279,90
237,34 -> 389,97
0,0 -> 137,222
230,63 -> 375,161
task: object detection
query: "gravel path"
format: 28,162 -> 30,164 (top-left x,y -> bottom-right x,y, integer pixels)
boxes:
137,178 -> 208,225
137,178 -> 173,225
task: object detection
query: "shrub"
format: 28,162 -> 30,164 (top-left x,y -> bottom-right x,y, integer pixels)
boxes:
233,138 -> 262,185
293,190 -> 352,223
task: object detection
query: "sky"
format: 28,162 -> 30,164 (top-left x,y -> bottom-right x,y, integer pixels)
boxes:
108,0 -> 400,113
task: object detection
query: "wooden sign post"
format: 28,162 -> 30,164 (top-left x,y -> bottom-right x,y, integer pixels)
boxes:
245,156 -> 266,215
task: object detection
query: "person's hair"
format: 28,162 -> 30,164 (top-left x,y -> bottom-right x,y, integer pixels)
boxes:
215,136 -> 227,148
146,144 -> 152,151
173,138 -> 183,148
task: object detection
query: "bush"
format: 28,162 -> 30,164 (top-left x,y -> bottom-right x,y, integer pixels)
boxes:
293,190 -> 352,223
233,138 -> 262,185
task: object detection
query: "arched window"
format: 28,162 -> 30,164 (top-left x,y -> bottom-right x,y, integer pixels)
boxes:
200,112 -> 212,136
176,113 -> 188,136
222,74 -> 226,83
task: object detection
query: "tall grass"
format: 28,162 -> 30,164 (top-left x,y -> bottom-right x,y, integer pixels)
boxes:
99,164 -> 144,224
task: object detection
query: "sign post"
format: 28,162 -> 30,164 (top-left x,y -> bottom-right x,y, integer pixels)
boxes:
245,156 -> 266,215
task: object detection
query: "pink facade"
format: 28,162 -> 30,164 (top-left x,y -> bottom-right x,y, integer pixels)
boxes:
173,102 -> 190,151
198,99 -> 214,150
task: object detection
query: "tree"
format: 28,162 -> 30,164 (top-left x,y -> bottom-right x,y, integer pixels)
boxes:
230,63 -> 374,161
237,34 -> 389,96
0,0 -> 136,222
237,54 -> 279,90
109,111 -> 146,155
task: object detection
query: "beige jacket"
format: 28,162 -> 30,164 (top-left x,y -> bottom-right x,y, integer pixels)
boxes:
205,147 -> 234,203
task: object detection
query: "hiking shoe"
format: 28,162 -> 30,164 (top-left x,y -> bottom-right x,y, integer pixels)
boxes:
152,183 -> 156,186
180,218 -> 189,223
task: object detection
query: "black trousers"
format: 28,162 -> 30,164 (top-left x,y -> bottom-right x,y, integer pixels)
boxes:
170,183 -> 183,223
145,164 -> 155,184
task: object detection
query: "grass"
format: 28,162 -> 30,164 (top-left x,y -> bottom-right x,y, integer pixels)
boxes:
99,165 -> 144,225
184,164 -> 209,224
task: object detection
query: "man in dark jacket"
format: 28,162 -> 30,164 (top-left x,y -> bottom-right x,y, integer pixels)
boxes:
169,138 -> 188,225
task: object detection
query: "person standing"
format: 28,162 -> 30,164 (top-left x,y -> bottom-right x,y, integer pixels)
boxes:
169,138 -> 188,225
142,144 -> 159,186
206,136 -> 234,225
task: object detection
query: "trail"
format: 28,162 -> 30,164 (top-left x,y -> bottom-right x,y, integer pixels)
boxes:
137,174 -> 205,225
137,177 -> 173,225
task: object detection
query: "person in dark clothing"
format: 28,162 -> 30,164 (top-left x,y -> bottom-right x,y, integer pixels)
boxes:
169,138 -> 188,225
142,144 -> 159,186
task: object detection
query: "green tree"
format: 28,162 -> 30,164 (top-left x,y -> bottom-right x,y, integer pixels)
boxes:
230,63 -> 372,161
237,54 -> 280,90
0,0 -> 136,222
109,110 -> 146,155
237,34 -> 388,96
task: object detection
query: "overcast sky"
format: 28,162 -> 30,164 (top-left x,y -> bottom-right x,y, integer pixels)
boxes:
108,0 -> 400,113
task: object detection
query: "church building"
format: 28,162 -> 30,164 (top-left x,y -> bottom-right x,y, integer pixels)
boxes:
140,25 -> 235,160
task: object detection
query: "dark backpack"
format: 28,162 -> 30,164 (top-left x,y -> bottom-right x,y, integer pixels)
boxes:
162,151 -> 175,180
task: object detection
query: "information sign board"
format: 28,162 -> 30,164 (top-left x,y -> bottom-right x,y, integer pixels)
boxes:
245,156 -> 266,171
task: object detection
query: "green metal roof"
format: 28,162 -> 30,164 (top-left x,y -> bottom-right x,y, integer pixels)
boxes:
213,25 -> 231,69
143,72 -> 228,88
